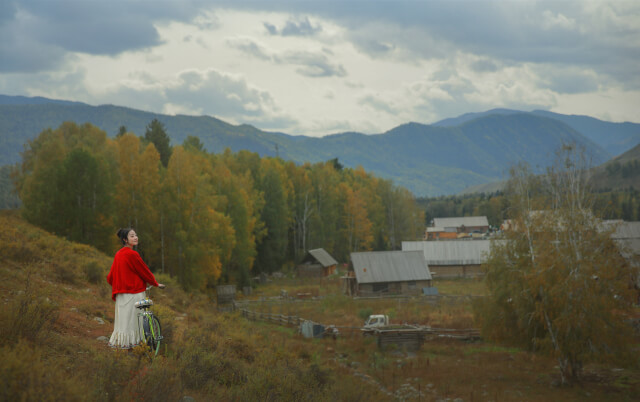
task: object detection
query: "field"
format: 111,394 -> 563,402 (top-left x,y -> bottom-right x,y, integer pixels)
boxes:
1,210 -> 639,401
238,276 -> 640,401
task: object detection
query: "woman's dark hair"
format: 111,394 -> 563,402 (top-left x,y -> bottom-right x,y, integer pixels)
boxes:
117,228 -> 134,245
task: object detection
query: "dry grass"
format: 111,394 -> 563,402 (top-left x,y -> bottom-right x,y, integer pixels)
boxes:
1,210 -> 638,401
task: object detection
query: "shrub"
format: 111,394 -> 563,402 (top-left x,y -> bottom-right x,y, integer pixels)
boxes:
358,307 -> 373,321
0,340 -> 86,401
121,357 -> 183,402
84,261 -> 104,284
0,275 -> 58,346
54,262 -> 77,284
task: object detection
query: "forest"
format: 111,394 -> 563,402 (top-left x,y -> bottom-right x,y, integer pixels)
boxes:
11,120 -> 424,291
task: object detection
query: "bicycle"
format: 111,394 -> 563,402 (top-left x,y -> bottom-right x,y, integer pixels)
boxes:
135,285 -> 164,356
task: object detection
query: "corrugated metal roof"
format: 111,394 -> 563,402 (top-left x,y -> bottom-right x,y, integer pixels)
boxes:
402,240 -> 493,265
611,221 -> 640,240
351,251 -> 432,284
433,216 -> 489,229
305,248 -> 338,267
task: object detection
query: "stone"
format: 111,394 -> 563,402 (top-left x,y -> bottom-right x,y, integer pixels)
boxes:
94,317 -> 105,325
96,336 -> 109,342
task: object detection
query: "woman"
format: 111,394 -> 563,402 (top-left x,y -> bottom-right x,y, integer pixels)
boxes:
107,228 -> 165,349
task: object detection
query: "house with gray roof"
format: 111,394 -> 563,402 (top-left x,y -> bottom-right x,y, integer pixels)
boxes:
297,248 -> 339,278
402,239 -> 494,277
345,250 -> 432,296
426,216 -> 489,240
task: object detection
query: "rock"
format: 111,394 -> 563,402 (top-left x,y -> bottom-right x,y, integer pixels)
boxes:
70,307 -> 78,312
174,316 -> 185,321
181,397 -> 196,402
94,317 -> 105,325
96,336 -> 109,342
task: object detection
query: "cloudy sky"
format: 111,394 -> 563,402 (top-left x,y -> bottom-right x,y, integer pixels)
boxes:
1,0 -> 639,136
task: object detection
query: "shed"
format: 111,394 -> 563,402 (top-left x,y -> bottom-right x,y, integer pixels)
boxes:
402,240 -> 495,278
348,250 -> 432,296
297,248 -> 338,278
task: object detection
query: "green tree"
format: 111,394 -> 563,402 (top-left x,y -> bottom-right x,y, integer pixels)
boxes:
254,158 -> 291,273
477,147 -> 636,383
55,148 -> 112,247
183,135 -> 204,152
144,119 -> 172,167
16,122 -> 117,251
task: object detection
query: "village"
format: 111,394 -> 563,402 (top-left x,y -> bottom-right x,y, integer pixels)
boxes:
220,215 -> 640,353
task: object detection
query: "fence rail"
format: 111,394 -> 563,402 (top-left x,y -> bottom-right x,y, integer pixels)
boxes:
239,305 -> 481,350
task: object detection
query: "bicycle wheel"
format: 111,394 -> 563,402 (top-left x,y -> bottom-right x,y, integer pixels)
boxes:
148,316 -> 162,356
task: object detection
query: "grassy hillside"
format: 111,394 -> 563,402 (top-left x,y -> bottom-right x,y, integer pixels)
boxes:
0,98 -> 613,196
0,211 -> 384,401
2,210 -> 639,401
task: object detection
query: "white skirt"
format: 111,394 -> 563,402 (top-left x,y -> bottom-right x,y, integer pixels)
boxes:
108,291 -> 145,349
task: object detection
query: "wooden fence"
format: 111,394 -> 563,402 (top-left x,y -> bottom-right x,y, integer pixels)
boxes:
239,305 -> 480,350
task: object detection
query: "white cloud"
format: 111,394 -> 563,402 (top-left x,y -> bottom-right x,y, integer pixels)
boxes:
0,1 -> 639,136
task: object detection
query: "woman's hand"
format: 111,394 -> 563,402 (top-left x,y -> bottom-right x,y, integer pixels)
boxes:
158,283 -> 166,289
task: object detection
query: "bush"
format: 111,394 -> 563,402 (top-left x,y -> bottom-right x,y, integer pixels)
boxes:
358,307 -> 373,321
0,341 -> 86,401
54,262 -> 78,284
84,261 -> 104,284
0,275 -> 58,346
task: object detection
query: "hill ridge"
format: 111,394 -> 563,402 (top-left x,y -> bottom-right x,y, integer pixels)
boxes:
1,94 -> 634,196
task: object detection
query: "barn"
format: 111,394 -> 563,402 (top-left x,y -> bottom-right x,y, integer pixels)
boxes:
296,248 -> 338,278
345,250 -> 432,296
402,239 -> 494,278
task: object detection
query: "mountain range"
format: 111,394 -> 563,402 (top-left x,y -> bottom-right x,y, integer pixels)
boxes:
1,95 -> 638,196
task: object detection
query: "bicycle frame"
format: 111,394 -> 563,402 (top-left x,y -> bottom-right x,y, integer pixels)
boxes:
135,286 -> 163,356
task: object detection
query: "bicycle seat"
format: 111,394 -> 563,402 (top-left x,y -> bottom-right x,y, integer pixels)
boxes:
135,298 -> 154,309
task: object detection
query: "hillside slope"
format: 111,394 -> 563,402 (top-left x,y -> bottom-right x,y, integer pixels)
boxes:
460,142 -> 640,195
0,211 -> 385,400
435,107 -> 640,156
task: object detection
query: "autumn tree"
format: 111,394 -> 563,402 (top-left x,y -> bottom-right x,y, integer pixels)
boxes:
163,146 -> 235,290
114,134 -> 162,265
16,122 -> 116,251
477,145 -> 637,383
340,182 -> 373,254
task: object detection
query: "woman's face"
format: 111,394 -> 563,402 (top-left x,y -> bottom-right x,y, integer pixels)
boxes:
126,230 -> 138,247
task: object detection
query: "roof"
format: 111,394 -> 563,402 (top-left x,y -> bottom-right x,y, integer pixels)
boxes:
402,240 -> 493,265
606,221 -> 640,265
432,216 -> 489,229
301,248 -> 338,267
610,221 -> 640,240
351,251 -> 432,284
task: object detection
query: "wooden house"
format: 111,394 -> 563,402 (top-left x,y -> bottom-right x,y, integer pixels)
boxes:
426,216 -> 489,240
297,248 -> 338,278
402,239 -> 495,278
345,251 -> 432,296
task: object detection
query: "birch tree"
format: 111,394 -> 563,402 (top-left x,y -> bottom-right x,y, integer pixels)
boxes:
478,145 -> 636,383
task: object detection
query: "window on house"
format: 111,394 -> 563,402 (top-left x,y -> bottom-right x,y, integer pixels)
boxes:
407,281 -> 416,289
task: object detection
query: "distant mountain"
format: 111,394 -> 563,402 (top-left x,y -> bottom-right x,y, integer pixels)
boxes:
0,95 -> 619,196
435,108 -> 640,157
460,142 -> 640,195
589,143 -> 640,191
